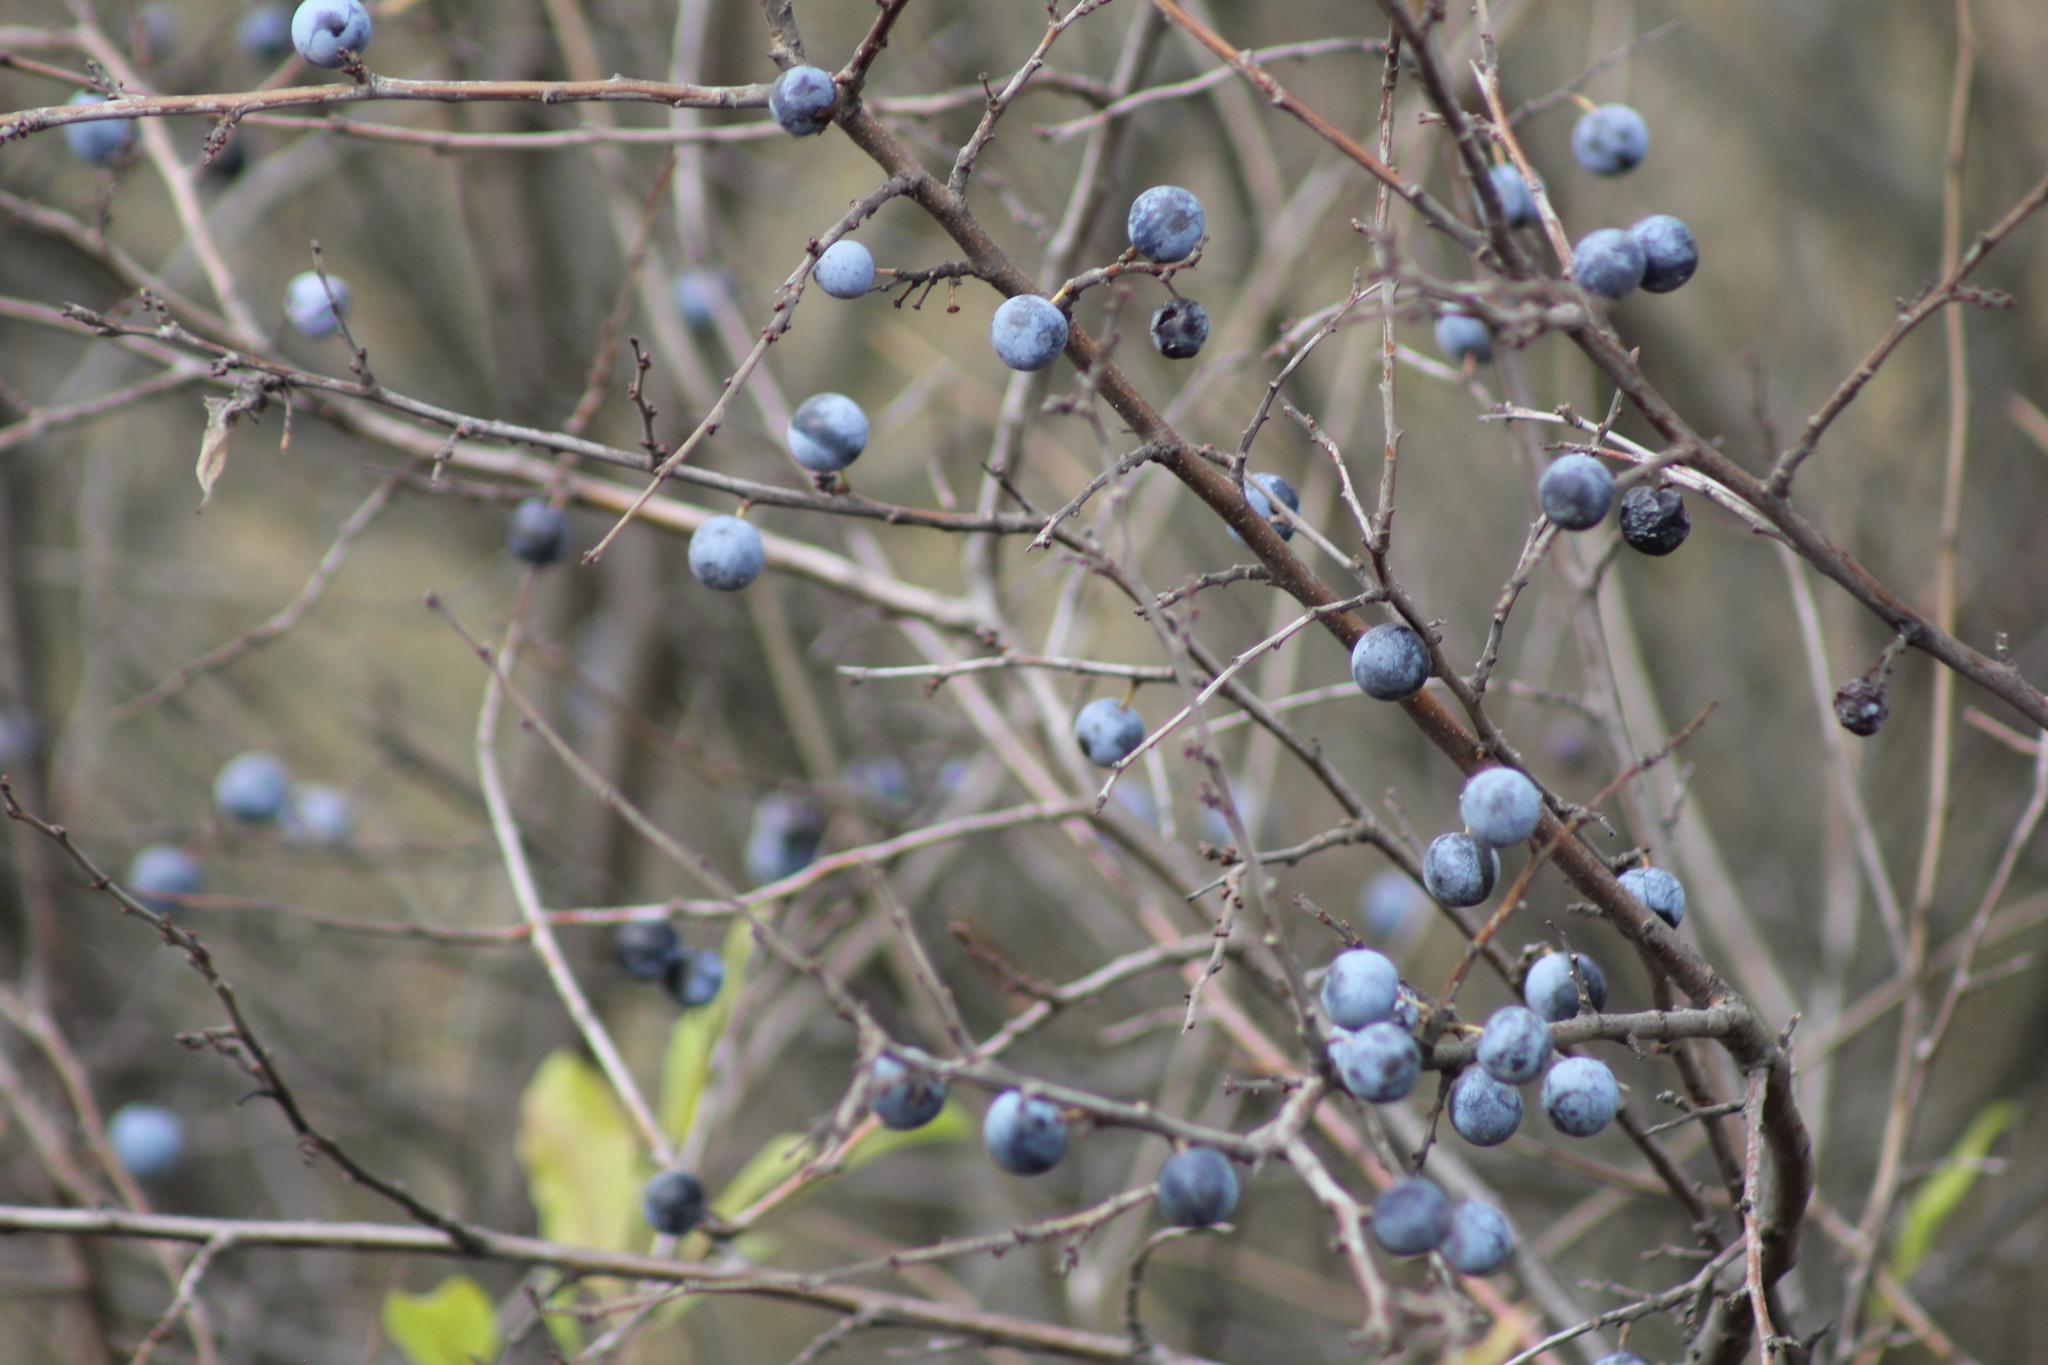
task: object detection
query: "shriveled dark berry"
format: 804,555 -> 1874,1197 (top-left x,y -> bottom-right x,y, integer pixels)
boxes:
1149,298 -> 1209,359
1835,678 -> 1889,737
1618,484 -> 1690,556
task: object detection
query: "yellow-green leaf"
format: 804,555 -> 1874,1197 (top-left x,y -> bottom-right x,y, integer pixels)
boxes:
657,918 -> 753,1143
516,1049 -> 644,1253
380,1276 -> 499,1365
1886,1097 -> 2014,1284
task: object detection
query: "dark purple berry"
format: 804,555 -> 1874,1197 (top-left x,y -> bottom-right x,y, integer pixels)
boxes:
1835,678 -> 1889,737
1618,484 -> 1690,555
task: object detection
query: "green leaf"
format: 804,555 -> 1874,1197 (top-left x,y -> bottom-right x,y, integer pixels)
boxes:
657,918 -> 753,1143
1886,1097 -> 2014,1284
380,1276 -> 499,1365
516,1049 -> 644,1253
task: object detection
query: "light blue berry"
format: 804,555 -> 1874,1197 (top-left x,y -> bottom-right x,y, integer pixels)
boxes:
1360,870 -> 1426,939
869,1057 -> 947,1131
1571,228 -> 1646,300
1444,1200 -> 1515,1275
128,844 -> 202,914
291,0 -> 372,68
1350,623 -> 1429,702
1629,214 -> 1699,293
1483,164 -> 1537,228
1572,103 -> 1649,176
1448,1067 -> 1522,1147
769,65 -> 836,136
1321,948 -> 1399,1030
63,92 -> 138,165
109,1103 -> 185,1177
1422,832 -> 1498,908
671,269 -> 729,329
1237,472 -> 1300,541
983,1090 -> 1068,1175
1619,866 -> 1685,927
282,783 -> 353,846
1331,1020 -> 1420,1103
1477,1005 -> 1554,1084
746,793 -> 824,885
284,271 -> 349,338
215,752 -> 290,824
1524,951 -> 1607,1022
238,6 -> 293,59
1157,1147 -> 1238,1227
814,240 -> 874,299
688,516 -> 765,592
786,393 -> 868,472
1371,1177 -> 1451,1256
1542,1055 -> 1620,1137
989,295 -> 1069,371
1435,312 -> 1493,364
665,948 -> 725,1008
1460,767 -> 1542,846
1539,453 -> 1614,530
1074,697 -> 1144,769
1127,186 -> 1205,262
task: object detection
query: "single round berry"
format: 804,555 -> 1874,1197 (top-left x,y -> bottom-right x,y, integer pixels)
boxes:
1371,1177 -> 1451,1256
1571,228 -> 1647,300
215,752 -> 291,824
983,1090 -> 1068,1176
786,393 -> 869,472
746,793 -> 825,885
1619,484 -> 1690,555
814,240 -> 874,299
1350,623 -> 1430,702
1629,214 -> 1699,293
238,6 -> 294,60
1523,951 -> 1607,1022
1423,832 -> 1499,908
63,92 -> 137,164
284,271 -> 350,338
688,516 -> 766,592
1477,1005 -> 1554,1085
1229,472 -> 1301,543
1619,866 -> 1685,928
1483,164 -> 1538,228
869,1057 -> 947,1131
1460,767 -> 1542,846
664,947 -> 726,1008
505,498 -> 571,566
1448,1066 -> 1523,1147
1539,454 -> 1615,530
1321,948 -> 1399,1030
281,783 -> 353,846
291,0 -> 372,68
1360,870 -> 1427,939
1542,1055 -> 1620,1137
109,1103 -> 185,1178
129,844 -> 203,914
1835,678 -> 1889,737
641,1169 -> 706,1235
614,919 -> 682,980
1126,186 -> 1205,262
1156,1146 -> 1239,1227
768,65 -> 836,136
671,268 -> 729,329
1149,298 -> 1209,359
1331,1021 -> 1421,1103
1443,1200 -> 1515,1276
1571,103 -> 1649,176
1074,697 -> 1144,769
989,295 -> 1069,371
1435,312 -> 1493,364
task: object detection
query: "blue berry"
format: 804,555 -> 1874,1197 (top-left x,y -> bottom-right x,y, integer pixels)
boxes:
1331,1021 -> 1420,1103
670,268 -> 729,329
1149,298 -> 1208,359
1629,214 -> 1699,293
1422,833 -> 1498,908
291,0 -> 372,68
1371,1177 -> 1451,1256
281,783 -> 353,846
814,240 -> 874,299
284,270 -> 349,338
63,92 -> 136,165
1619,866 -> 1685,928
0,710 -> 39,769
1074,697 -> 1144,769
869,1057 -> 947,1131
128,844 -> 203,914
1619,484 -> 1690,555
215,752 -> 290,824
1571,228 -> 1646,300
1571,104 -> 1648,176
1542,1056 -> 1620,1137
1435,312 -> 1492,364
1482,164 -> 1538,228
109,1103 -> 185,1178
1460,767 -> 1542,846
1539,454 -> 1614,530
1127,186 -> 1205,262
664,948 -> 726,1008
688,515 -> 765,592
1245,472 -> 1300,539
769,65 -> 836,136
983,1090 -> 1068,1175
989,295 -> 1069,371
1321,948 -> 1399,1030
1523,951 -> 1607,1022
1448,1066 -> 1523,1147
1593,1356 -> 1650,1365
1157,1147 -> 1239,1227
1443,1200 -> 1515,1276
746,793 -> 825,885
238,6 -> 294,60
614,919 -> 682,980
641,1169 -> 706,1235
786,393 -> 868,473
507,498 -> 571,565
1360,870 -> 1426,939
1350,623 -> 1430,702
1477,1005 -> 1554,1085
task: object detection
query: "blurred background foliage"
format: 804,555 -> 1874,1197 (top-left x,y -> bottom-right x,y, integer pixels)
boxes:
2,0 -> 2047,1361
